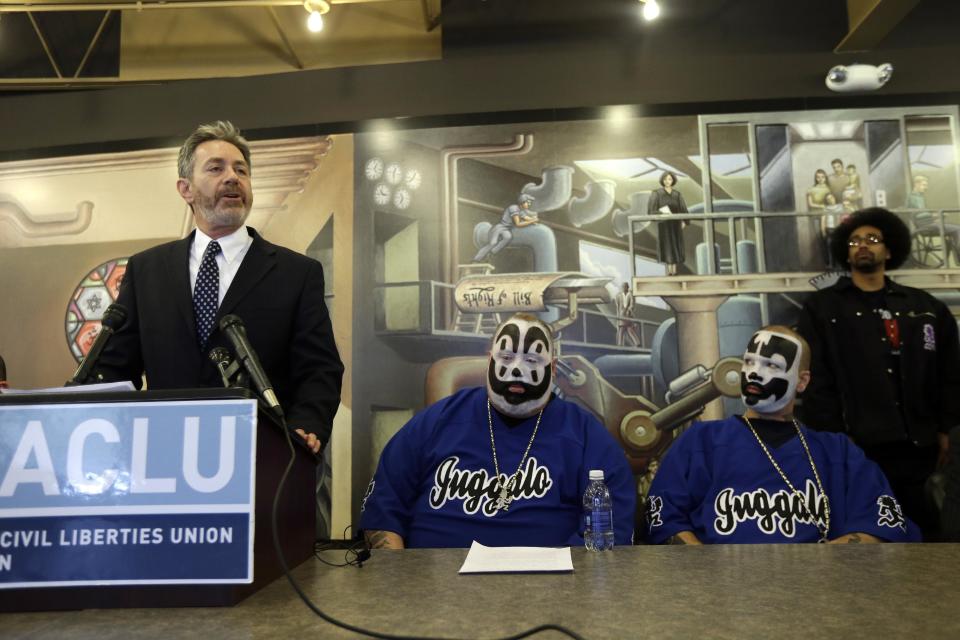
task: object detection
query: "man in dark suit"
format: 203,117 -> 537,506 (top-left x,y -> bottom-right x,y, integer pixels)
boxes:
97,121 -> 343,452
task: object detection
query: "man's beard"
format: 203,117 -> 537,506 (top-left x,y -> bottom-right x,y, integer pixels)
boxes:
851,251 -> 882,273
194,192 -> 250,229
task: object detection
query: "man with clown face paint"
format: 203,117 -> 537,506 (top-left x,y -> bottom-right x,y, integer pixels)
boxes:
740,329 -> 806,417
360,313 -> 635,549
486,314 -> 555,419
646,325 -> 919,545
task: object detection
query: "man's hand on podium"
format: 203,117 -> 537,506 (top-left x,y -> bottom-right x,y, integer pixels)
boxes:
294,428 -> 322,454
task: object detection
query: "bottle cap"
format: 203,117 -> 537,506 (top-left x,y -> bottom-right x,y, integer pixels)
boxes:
589,469 -> 604,481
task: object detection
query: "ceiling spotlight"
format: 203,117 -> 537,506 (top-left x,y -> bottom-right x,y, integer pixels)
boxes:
304,0 -> 330,33
639,0 -> 661,21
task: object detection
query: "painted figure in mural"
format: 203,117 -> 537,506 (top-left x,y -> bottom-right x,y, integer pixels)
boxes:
797,207 -> 960,540
808,169 -> 842,268
472,193 -> 540,262
905,174 -> 960,262
647,171 -> 688,276
905,174 -> 929,210
637,458 -> 659,502
360,312 -> 636,549
826,158 -> 850,204
645,325 -> 919,544
842,164 -> 863,212
806,169 -> 833,212
96,121 -> 343,455
0,354 -> 7,389
615,282 -> 641,347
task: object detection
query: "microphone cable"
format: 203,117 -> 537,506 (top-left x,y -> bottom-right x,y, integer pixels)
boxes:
269,415 -> 587,640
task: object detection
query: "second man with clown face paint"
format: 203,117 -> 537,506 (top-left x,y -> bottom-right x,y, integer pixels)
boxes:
360,313 -> 635,549
646,325 -> 919,545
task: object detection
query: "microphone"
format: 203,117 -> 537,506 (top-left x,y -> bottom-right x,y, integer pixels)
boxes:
218,314 -> 284,419
67,303 -> 128,386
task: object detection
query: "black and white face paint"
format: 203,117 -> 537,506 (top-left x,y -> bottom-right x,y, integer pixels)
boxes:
740,330 -> 803,415
487,317 -> 553,418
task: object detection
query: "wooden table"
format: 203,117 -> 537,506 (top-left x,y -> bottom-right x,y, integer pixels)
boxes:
3,544 -> 958,639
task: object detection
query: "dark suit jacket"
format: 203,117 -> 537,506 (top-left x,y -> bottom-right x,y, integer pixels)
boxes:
97,227 -> 344,442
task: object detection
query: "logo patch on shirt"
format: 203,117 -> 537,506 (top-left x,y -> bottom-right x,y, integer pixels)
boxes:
713,479 -> 828,538
877,494 -> 907,532
922,323 -> 936,351
428,455 -> 553,517
646,495 -> 664,529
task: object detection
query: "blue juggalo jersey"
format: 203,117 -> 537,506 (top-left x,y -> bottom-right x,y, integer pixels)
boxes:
646,417 -> 920,544
359,387 -> 635,548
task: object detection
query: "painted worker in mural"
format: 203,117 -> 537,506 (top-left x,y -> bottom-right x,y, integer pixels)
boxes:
96,121 -> 343,454
798,207 -> 960,539
645,325 -> 919,544
615,281 -> 642,347
647,171 -> 688,276
472,193 -> 540,263
360,312 -> 636,549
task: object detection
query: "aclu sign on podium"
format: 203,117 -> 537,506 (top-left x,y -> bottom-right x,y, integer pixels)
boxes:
0,398 -> 257,588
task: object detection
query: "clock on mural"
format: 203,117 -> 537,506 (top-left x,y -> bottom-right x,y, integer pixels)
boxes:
365,157 -> 384,181
393,188 -> 412,210
404,168 -> 422,190
385,162 -> 404,185
373,183 -> 392,206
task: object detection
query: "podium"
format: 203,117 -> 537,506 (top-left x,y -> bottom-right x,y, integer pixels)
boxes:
0,388 -> 318,611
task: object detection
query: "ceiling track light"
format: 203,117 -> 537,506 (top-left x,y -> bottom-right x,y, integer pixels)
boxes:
638,0 -> 661,22
303,0 -> 329,33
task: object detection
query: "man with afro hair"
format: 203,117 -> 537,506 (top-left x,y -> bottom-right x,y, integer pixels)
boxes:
797,207 -> 960,539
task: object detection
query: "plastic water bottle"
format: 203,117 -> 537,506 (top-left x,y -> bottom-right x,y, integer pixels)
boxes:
583,469 -> 614,551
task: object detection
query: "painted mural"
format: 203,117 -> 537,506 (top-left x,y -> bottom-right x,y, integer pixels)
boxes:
1,105 -> 958,536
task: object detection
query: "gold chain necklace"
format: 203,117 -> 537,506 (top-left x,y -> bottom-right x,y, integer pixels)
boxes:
743,416 -> 832,542
487,399 -> 544,513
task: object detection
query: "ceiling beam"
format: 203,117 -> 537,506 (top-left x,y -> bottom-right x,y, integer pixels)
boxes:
0,0 -> 399,12
73,10 -> 114,78
266,7 -> 305,70
835,0 -> 921,52
26,12 -> 64,78
419,0 -> 439,32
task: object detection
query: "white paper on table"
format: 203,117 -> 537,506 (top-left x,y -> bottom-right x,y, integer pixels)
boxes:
0,381 -> 137,395
458,541 -> 574,574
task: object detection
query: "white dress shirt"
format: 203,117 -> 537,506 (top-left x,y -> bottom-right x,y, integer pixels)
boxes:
189,226 -> 254,306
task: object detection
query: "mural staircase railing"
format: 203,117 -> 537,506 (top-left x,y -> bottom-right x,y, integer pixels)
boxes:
627,208 -> 960,277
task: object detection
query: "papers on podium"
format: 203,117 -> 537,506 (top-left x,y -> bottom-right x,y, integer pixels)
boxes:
0,381 -> 136,395
458,541 -> 574,574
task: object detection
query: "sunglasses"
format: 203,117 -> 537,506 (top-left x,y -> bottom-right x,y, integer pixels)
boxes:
848,233 -> 884,247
